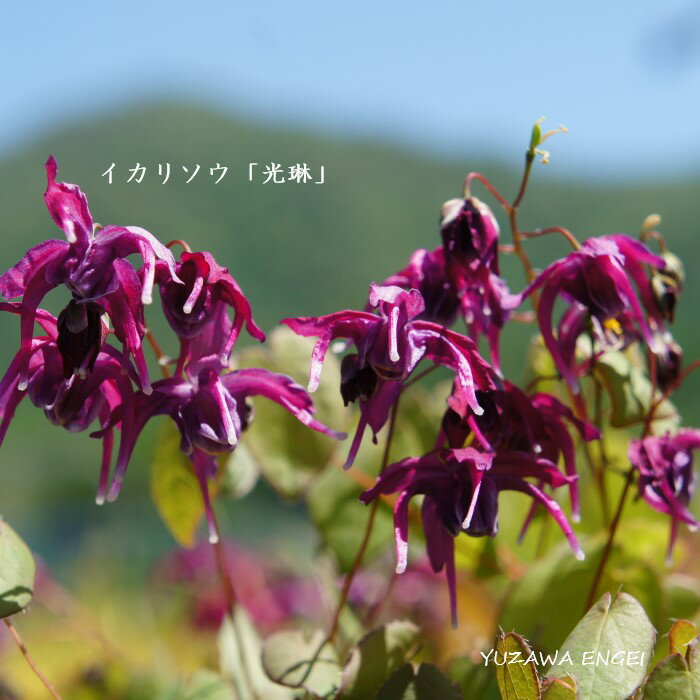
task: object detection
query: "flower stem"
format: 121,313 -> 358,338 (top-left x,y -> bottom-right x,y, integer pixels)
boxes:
521,226 -> 581,250
145,327 -> 251,694
144,327 -> 171,377
463,172 -> 511,211
508,152 -> 537,285
583,467 -> 634,612
327,397 -> 401,644
3,618 -> 61,699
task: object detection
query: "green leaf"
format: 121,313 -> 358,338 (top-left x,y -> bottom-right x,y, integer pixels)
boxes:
236,327 -> 350,499
340,620 -> 420,698
218,608 -> 292,700
595,350 -> 679,432
644,649 -> 700,699
150,422 -> 205,547
500,534 -> 664,652
261,628 -> 340,697
669,619 -> 697,657
540,675 -> 576,699
494,631 -> 541,700
545,592 -> 655,700
0,518 -> 35,618
377,663 -> 461,700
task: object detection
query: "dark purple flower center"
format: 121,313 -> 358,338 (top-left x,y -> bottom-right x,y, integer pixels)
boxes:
56,299 -> 106,378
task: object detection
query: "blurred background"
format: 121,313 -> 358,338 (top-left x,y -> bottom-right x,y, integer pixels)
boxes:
1,0 -> 699,694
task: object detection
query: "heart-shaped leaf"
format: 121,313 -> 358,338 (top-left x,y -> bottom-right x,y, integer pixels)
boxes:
545,592 -> 655,700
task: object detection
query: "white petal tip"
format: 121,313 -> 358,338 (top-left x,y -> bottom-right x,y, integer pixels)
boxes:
95,495 -> 105,506
575,550 -> 585,561
183,303 -> 194,315
17,380 -> 28,392
473,406 -> 484,416
209,532 -> 219,544
142,385 -> 153,396
389,350 -> 400,363
572,512 -> 581,524
462,516 -> 472,529
395,563 -> 407,575
141,293 -> 153,305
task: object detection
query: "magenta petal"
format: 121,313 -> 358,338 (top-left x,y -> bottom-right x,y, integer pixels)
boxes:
500,476 -> 584,560
222,368 -> 346,440
44,156 -> 93,248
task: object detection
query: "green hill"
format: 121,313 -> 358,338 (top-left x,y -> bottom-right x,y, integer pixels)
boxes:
0,103 -> 697,562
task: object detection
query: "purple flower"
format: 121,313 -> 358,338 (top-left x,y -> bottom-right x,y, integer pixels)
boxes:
282,283 -> 496,467
378,198 -> 517,371
440,197 -> 500,273
381,247 -> 460,327
0,157 -> 181,393
441,381 -> 599,521
360,447 -> 583,624
629,429 -> 700,560
0,303 -> 136,504
101,312 -> 345,539
156,250 -> 265,368
523,235 -> 667,391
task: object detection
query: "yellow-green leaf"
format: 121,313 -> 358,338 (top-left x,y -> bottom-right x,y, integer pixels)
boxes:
669,619 -> 697,657
495,631 -> 541,700
150,422 -> 205,547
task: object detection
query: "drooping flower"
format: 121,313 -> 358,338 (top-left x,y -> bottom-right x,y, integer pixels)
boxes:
101,305 -> 345,539
156,250 -> 265,370
523,235 -> 667,391
360,447 -> 583,624
377,198 -> 517,371
282,283 -> 496,467
440,381 -> 599,521
0,157 -> 181,393
0,303 -> 136,504
380,247 -> 459,327
440,197 -> 500,273
629,429 -> 700,560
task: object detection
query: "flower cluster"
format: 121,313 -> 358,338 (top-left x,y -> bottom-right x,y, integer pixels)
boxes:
0,159 -> 344,541
286,183 -> 696,623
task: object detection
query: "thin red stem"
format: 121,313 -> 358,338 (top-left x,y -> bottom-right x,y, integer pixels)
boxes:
3,618 -> 61,699
583,467 -> 634,612
463,172 -> 511,211
327,397 -> 401,643
144,328 -> 171,378
521,226 -> 581,250
165,239 -> 192,253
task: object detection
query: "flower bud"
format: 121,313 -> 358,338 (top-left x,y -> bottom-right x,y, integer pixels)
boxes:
440,196 -> 499,271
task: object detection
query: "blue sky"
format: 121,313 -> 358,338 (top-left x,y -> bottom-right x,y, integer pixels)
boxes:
3,0 -> 700,177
